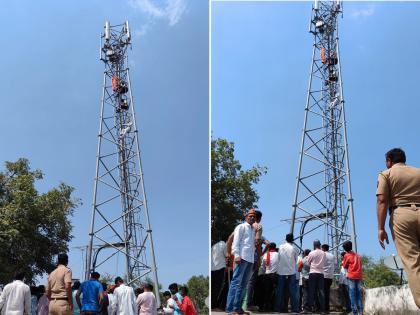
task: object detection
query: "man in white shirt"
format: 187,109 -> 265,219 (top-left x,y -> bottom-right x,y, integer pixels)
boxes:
0,271 -> 31,315
225,208 -> 256,314
322,244 -> 335,313
245,210 -> 263,312
275,233 -> 299,313
211,240 -> 227,310
260,243 -> 279,312
112,277 -> 137,315
162,291 -> 175,314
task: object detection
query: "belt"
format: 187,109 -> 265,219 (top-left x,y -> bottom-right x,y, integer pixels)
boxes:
51,297 -> 69,301
389,203 -> 420,212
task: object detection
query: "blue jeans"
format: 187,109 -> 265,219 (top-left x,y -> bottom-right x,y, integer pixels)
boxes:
274,275 -> 299,312
347,279 -> 363,315
225,259 -> 254,312
246,261 -> 258,307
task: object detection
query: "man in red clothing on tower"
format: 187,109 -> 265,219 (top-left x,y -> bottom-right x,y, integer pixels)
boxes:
342,241 -> 364,315
173,286 -> 197,315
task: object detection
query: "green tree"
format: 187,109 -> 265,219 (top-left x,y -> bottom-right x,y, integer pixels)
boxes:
211,138 -> 267,244
362,255 -> 401,288
99,272 -> 115,285
0,158 -> 79,284
186,275 -> 209,315
143,276 -> 162,290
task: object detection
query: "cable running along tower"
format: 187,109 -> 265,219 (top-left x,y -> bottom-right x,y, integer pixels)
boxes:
290,1 -> 357,260
86,21 -> 160,304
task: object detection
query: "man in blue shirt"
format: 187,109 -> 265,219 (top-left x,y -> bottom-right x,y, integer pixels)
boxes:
168,283 -> 183,315
76,271 -> 104,314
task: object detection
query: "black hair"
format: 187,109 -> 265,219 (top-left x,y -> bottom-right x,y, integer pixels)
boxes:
115,276 -> 123,284
38,285 -> 45,294
385,148 -> 406,164
57,253 -> 68,266
321,244 -> 329,251
340,251 -> 346,258
343,240 -> 352,252
180,286 -> 189,295
14,271 -> 25,281
168,283 -> 178,291
102,282 -> 107,291
163,291 -> 171,297
91,272 -> 100,280
72,281 -> 81,291
304,249 -> 311,256
255,210 -> 262,221
313,239 -> 321,249
135,287 -> 144,296
268,242 -> 276,249
286,233 -> 294,243
30,286 -> 38,295
144,283 -> 153,291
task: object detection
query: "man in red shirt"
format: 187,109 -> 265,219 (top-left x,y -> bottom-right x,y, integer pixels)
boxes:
342,241 -> 364,315
173,286 -> 197,315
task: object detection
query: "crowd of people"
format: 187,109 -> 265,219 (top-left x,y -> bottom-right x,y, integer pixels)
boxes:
0,254 -> 197,315
211,208 -> 364,315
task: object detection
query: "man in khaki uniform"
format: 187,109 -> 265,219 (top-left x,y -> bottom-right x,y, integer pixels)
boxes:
46,253 -> 73,314
376,148 -> 420,308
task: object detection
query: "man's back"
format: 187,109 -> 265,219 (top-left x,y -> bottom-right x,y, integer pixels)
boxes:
113,284 -> 136,315
37,294 -> 49,315
0,280 -> 31,315
211,241 -> 227,271
378,163 -> 420,205
47,265 -> 72,298
278,243 -> 298,275
176,296 -> 196,315
262,251 -> 280,274
80,280 -> 103,312
136,291 -> 157,315
342,251 -> 363,280
301,256 -> 310,279
307,249 -> 326,274
323,252 -> 335,279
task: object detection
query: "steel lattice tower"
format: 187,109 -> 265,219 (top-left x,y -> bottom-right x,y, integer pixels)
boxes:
86,21 -> 160,304
290,1 -> 357,260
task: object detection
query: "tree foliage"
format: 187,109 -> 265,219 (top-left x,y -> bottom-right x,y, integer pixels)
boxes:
211,138 -> 267,244
186,275 -> 208,315
361,255 -> 401,288
99,272 -> 115,285
0,158 -> 79,284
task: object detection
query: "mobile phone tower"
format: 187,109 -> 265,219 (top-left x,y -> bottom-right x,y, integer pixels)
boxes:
290,1 -> 357,262
86,21 -> 160,305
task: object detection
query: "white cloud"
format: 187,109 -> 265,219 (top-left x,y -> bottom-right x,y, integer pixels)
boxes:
129,0 -> 187,27
349,3 -> 376,19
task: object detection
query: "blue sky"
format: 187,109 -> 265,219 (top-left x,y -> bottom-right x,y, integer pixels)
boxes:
0,0 -> 208,288
212,1 -> 420,263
